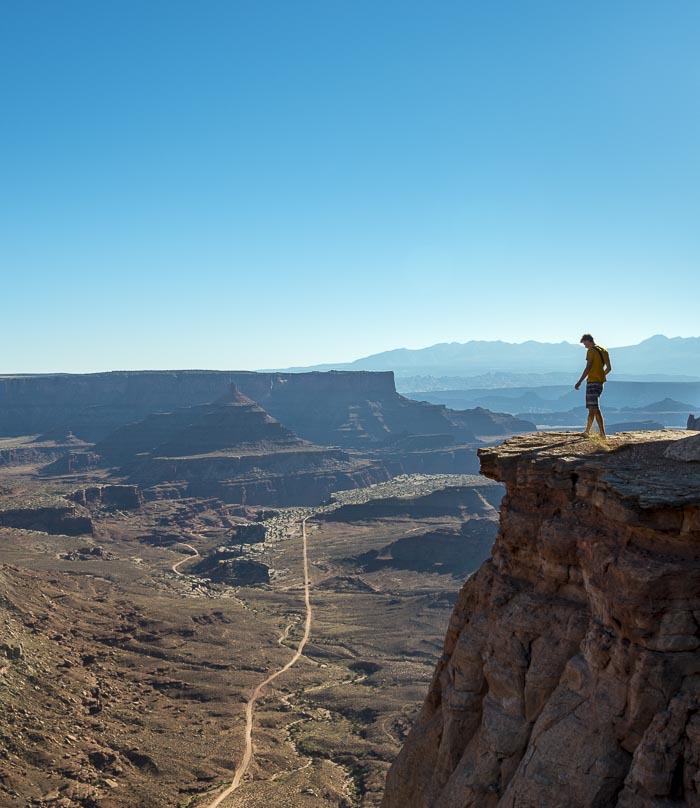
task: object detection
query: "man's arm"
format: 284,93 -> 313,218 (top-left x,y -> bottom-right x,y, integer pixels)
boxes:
575,359 -> 593,389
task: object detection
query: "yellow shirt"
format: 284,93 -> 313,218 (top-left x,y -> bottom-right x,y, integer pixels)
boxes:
586,345 -> 609,383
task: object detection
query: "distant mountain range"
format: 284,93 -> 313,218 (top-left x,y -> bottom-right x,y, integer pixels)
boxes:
414,383 -> 700,429
274,335 -> 700,385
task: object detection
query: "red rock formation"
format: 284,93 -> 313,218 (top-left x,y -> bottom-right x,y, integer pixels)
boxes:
382,430 -> 700,808
0,498 -> 93,536
94,387 -> 390,506
67,485 -> 142,510
0,370 -> 531,449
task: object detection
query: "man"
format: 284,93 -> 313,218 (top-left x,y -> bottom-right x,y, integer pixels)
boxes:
575,334 -> 611,436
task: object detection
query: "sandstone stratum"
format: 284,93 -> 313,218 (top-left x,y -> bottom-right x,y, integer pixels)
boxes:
0,370 -> 532,448
382,430 -> 700,808
0,371 -> 533,506
91,386 -> 388,506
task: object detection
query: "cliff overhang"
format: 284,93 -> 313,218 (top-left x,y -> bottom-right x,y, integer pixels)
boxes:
382,430 -> 700,808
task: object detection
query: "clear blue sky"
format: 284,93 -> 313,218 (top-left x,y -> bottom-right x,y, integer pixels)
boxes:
2,0 -> 698,372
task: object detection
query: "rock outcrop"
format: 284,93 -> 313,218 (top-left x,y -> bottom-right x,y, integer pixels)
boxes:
382,430 -> 700,808
0,371 -> 533,450
0,434 -> 90,468
67,485 -> 143,510
325,482 -> 504,577
0,494 -> 93,536
688,414 -> 700,430
189,548 -> 270,585
665,431 -> 700,462
95,387 -> 389,506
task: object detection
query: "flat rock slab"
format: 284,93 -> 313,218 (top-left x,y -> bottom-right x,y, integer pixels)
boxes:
479,430 -> 700,508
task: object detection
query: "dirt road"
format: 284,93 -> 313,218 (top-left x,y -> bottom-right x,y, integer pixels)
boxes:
171,542 -> 200,575
203,516 -> 313,807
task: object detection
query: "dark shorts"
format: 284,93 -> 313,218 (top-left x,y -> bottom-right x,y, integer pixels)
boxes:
586,382 -> 604,408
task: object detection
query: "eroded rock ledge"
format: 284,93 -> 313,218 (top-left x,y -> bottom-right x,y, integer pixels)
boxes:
382,430 -> 700,808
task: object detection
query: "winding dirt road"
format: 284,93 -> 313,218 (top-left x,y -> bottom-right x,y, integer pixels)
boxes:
203,516 -> 313,808
172,542 -> 200,575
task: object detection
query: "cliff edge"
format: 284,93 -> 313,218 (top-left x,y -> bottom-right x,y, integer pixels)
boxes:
382,430 -> 700,808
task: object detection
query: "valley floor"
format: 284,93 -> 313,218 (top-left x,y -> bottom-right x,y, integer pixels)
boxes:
0,466 -> 500,807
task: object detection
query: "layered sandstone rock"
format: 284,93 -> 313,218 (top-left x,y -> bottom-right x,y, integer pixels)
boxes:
666,432 -> 700,462
382,430 -> 700,808
0,433 -> 90,468
0,494 -> 93,536
95,387 -> 389,506
67,484 -> 143,510
0,370 -> 532,450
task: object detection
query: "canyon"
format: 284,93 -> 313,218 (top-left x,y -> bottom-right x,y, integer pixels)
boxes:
0,444 -> 501,806
0,371 -> 532,448
2,368 -> 697,807
0,371 -> 532,507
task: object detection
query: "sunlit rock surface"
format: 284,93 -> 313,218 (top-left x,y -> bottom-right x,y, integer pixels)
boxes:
382,430 -> 700,808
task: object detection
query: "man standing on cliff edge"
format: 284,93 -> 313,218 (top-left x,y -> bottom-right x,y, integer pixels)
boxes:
575,334 -> 611,436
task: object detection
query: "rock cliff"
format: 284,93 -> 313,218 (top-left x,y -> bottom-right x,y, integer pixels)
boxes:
0,493 -> 93,536
0,371 -> 532,449
382,430 -> 700,808
95,387 -> 389,506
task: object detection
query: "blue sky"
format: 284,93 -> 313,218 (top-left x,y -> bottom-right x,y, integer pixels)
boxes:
2,1 -> 698,372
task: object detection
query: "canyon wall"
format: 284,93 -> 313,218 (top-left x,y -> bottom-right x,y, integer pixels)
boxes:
0,371 -> 532,446
382,430 -> 700,808
0,371 -> 397,440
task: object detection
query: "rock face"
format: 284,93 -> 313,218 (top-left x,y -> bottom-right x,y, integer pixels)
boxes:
0,495 -> 93,536
0,371 -> 246,440
190,548 -> 270,585
326,483 -> 504,577
665,431 -> 700,462
95,387 -> 389,506
0,434 -> 90,468
93,386 -> 303,466
67,485 -> 143,510
0,371 -> 533,447
234,373 -> 499,448
688,414 -> 700,430
382,430 -> 700,808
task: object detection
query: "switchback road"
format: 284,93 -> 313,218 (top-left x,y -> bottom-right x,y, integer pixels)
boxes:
171,541 -> 200,575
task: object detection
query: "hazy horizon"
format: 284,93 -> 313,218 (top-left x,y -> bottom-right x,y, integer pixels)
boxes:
2,333 -> 699,377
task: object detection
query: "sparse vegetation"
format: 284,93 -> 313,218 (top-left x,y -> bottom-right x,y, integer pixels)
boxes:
0,459 -> 500,806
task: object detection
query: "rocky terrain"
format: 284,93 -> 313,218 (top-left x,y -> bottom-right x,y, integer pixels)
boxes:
227,373 -> 532,450
382,429 -> 700,808
0,370 -> 532,448
0,372 -> 534,505
89,386 -> 388,507
0,434 -> 91,468
0,444 -> 502,808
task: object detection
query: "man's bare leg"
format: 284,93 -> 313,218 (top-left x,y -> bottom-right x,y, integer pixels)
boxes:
594,408 -> 605,437
584,410 -> 595,435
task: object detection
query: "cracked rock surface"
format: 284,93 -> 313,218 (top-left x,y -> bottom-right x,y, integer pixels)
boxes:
382,430 -> 700,808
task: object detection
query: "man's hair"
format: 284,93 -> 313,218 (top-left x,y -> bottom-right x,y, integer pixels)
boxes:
580,333 -> 594,344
